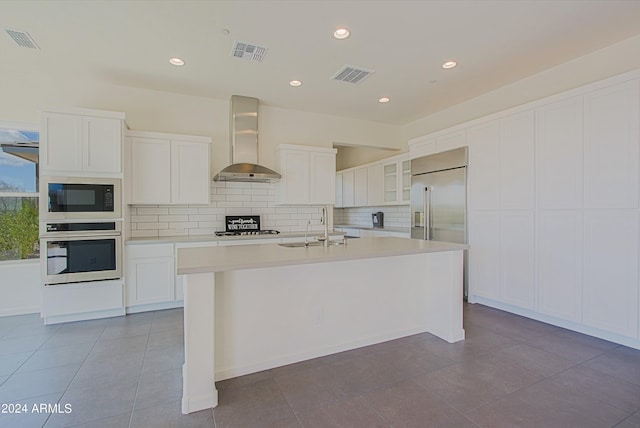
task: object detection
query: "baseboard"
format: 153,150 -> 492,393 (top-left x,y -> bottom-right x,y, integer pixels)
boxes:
43,307 -> 125,325
0,305 -> 40,317
126,300 -> 183,314
214,325 -> 427,381
470,296 -> 640,351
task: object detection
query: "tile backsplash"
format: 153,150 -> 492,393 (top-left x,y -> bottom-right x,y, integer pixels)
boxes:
129,182 -> 327,238
333,205 -> 410,228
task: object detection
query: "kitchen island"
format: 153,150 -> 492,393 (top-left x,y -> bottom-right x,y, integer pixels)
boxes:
177,237 -> 467,414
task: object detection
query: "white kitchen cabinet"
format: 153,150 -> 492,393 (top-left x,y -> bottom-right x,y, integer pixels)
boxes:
537,211 -> 583,322
41,109 -> 124,176
400,159 -> 411,203
409,137 -> 436,159
367,163 -> 384,206
382,154 -> 410,205
467,111 -> 534,212
354,167 -> 368,207
499,111 -> 534,210
41,280 -> 124,325
335,173 -> 344,208
172,140 -> 211,205
383,162 -> 398,203
582,211 -> 638,338
436,130 -> 466,153
126,244 -> 176,310
500,211 -> 535,310
467,121 -> 500,211
536,96 -> 584,210
342,170 -> 355,207
127,131 -> 211,205
130,137 -> 171,204
468,211 -> 534,310
275,145 -> 337,206
583,80 -> 639,210
468,212 -> 501,301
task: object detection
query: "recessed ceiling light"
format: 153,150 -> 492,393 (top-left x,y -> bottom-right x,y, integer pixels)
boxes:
442,61 -> 457,69
378,97 -> 390,103
169,57 -> 185,66
333,28 -> 350,40
289,80 -> 302,87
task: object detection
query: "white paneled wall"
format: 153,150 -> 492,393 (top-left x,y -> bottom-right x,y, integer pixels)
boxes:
129,181 -> 326,237
334,206 -> 410,229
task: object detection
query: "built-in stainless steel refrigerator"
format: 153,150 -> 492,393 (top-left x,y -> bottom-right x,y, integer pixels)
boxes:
411,147 -> 468,295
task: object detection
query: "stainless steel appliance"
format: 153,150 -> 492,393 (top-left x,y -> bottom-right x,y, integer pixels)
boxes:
214,215 -> 280,236
411,147 -> 468,294
213,96 -> 281,183
42,177 -> 121,220
41,221 -> 122,285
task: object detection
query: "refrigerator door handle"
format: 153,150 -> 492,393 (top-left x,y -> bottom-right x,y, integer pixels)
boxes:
424,186 -> 431,240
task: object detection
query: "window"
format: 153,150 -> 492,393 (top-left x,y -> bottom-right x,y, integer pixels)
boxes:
0,127 -> 39,261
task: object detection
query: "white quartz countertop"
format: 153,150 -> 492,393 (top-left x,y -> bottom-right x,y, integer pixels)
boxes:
126,231 -> 345,245
177,237 -> 468,274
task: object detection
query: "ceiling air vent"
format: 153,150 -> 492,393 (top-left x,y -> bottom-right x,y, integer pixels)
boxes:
5,29 -> 40,49
332,65 -> 374,84
231,41 -> 268,62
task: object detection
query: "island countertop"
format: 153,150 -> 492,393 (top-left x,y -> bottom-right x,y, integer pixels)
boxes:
177,237 -> 468,274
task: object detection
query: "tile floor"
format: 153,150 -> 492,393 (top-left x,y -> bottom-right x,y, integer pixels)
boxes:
0,304 -> 639,427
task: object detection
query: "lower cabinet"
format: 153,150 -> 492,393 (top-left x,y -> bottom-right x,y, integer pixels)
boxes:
468,211 -> 535,310
582,211 -> 638,338
125,243 -> 179,313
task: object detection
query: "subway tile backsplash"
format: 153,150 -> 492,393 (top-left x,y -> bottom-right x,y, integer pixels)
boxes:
129,182 -> 327,238
333,205 -> 410,228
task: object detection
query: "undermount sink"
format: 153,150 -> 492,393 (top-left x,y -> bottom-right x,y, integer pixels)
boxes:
278,241 -> 344,248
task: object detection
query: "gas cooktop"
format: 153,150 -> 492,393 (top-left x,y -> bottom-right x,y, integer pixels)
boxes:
215,230 -> 280,237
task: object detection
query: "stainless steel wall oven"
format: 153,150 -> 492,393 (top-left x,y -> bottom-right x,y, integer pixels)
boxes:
41,221 -> 122,285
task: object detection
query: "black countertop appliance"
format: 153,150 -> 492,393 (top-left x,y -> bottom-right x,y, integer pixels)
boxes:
372,212 -> 384,228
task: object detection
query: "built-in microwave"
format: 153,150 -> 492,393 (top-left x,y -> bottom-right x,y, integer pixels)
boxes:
41,221 -> 122,285
42,177 -> 121,220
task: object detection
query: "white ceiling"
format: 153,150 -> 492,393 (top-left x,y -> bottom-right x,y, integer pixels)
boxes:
3,0 -> 640,125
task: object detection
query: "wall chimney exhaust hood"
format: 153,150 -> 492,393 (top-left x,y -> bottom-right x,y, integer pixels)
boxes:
213,95 -> 281,183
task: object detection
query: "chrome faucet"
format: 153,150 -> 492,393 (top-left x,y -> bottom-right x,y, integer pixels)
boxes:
304,220 -> 311,247
321,206 -> 329,247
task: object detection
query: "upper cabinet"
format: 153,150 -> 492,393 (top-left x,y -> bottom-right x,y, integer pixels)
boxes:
583,80 -> 639,210
353,167 -> 368,207
366,164 -> 383,206
536,96 -> 584,210
467,110 -> 534,211
127,131 -> 211,205
275,144 -> 337,206
382,154 -> 410,205
341,170 -> 355,207
336,153 -> 410,208
41,109 -> 125,177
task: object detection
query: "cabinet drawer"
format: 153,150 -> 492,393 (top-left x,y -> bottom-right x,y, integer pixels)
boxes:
127,243 -> 173,259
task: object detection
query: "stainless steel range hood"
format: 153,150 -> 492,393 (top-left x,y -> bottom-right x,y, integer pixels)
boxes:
213,95 -> 281,183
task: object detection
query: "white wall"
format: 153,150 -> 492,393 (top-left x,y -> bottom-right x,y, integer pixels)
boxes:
401,34 -> 640,141
0,74 -> 403,177
0,260 -> 40,316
